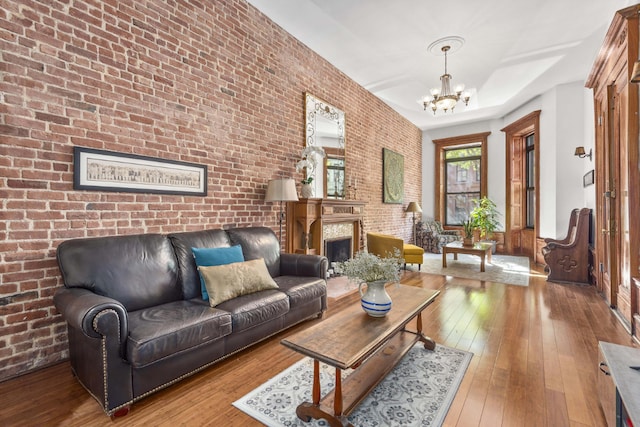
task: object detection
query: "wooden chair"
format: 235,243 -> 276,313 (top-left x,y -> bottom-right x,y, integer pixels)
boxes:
541,208 -> 591,285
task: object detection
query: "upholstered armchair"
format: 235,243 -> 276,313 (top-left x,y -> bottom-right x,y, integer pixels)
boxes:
416,220 -> 462,254
366,232 -> 424,270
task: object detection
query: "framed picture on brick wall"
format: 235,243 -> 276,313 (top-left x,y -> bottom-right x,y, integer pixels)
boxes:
73,147 -> 207,196
382,148 -> 404,204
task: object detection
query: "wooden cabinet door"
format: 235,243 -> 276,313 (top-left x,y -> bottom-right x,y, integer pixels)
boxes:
596,347 -> 616,427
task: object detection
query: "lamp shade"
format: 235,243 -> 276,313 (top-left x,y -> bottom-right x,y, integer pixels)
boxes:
265,178 -> 299,202
405,201 -> 422,213
574,146 -> 586,157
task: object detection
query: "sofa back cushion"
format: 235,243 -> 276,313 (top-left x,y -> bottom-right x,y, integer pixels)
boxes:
56,234 -> 181,312
192,245 -> 245,300
168,229 -> 232,300
226,227 -> 281,277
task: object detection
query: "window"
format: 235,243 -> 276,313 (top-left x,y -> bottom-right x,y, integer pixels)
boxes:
501,109 -> 540,255
445,146 -> 481,224
433,132 -> 490,227
456,166 -> 467,182
525,133 -> 535,228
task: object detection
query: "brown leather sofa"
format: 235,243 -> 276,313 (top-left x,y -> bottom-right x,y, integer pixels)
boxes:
54,226 -> 328,416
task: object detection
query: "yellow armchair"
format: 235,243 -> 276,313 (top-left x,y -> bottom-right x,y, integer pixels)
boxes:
366,232 -> 424,270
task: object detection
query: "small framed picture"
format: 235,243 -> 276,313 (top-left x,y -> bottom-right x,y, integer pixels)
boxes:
583,170 -> 594,187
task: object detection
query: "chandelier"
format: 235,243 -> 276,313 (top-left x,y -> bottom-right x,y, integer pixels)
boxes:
422,44 -> 471,114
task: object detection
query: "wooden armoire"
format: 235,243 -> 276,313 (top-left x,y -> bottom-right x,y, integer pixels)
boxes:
586,4 -> 640,343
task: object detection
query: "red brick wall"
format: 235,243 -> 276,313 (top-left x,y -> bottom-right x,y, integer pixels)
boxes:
0,0 -> 421,380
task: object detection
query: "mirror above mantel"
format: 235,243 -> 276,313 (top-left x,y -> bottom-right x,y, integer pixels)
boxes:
305,93 -> 345,199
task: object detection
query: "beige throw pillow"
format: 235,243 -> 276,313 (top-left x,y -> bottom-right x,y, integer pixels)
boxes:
198,258 -> 278,307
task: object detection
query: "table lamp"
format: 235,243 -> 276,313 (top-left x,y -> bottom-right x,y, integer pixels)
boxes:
405,201 -> 422,245
265,178 -> 299,247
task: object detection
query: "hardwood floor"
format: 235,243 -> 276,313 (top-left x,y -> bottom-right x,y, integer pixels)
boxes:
1,262 -> 636,426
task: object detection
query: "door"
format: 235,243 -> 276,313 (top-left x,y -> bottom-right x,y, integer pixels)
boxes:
600,85 -> 619,307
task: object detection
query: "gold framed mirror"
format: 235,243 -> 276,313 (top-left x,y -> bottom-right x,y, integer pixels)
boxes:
305,93 -> 345,199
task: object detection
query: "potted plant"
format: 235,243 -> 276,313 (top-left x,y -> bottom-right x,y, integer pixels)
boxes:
462,219 -> 474,247
296,146 -> 325,198
300,176 -> 314,198
470,197 -> 501,251
334,250 -> 402,317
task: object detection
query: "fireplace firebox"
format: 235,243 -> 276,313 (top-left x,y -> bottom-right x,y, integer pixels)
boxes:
325,237 -> 352,266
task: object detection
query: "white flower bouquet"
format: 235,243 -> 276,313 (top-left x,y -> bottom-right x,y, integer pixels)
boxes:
334,250 -> 402,284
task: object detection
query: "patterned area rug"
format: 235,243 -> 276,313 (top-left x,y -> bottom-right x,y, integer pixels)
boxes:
233,344 -> 472,426
416,253 -> 530,286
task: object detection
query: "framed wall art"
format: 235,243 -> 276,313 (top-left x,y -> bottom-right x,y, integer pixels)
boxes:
583,169 -> 594,187
73,147 -> 207,196
382,148 -> 404,204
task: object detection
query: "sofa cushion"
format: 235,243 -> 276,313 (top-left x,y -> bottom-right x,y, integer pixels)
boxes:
56,233 -> 181,312
226,227 -> 281,278
274,276 -> 327,308
127,300 -> 232,368
216,289 -> 289,333
198,258 -> 279,307
168,229 -> 233,300
192,245 -> 244,300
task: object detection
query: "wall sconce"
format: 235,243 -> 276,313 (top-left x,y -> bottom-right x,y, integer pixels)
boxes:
631,61 -> 640,83
574,146 -> 592,161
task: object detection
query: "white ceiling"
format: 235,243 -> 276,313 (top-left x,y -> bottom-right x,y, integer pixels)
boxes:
247,0 -> 637,130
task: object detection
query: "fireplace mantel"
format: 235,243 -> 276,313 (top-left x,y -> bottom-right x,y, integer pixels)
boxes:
285,198 -> 366,257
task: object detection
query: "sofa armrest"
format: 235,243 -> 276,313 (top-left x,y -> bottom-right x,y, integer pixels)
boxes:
54,287 -> 128,346
53,287 -> 133,414
279,253 -> 328,279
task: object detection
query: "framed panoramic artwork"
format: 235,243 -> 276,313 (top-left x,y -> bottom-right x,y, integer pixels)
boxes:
73,147 -> 207,196
382,148 -> 404,204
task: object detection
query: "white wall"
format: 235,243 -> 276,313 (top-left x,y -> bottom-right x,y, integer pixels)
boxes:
422,80 -> 596,239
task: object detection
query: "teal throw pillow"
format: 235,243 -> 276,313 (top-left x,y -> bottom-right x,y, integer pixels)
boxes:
192,245 -> 244,300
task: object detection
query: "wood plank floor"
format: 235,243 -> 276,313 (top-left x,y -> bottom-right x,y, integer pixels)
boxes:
1,262 -> 636,426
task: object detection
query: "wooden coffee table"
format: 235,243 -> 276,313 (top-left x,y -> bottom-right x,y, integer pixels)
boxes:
442,241 -> 493,272
281,284 -> 439,427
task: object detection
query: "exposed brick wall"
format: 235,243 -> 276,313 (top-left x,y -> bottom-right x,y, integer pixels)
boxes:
0,0 -> 421,380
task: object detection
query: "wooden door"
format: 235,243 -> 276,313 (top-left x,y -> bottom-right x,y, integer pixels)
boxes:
600,85 -> 619,309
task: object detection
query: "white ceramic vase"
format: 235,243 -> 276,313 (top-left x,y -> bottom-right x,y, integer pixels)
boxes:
358,280 -> 392,317
300,183 -> 313,198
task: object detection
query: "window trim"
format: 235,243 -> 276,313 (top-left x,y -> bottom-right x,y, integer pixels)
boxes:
501,110 -> 540,254
432,132 -> 490,225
